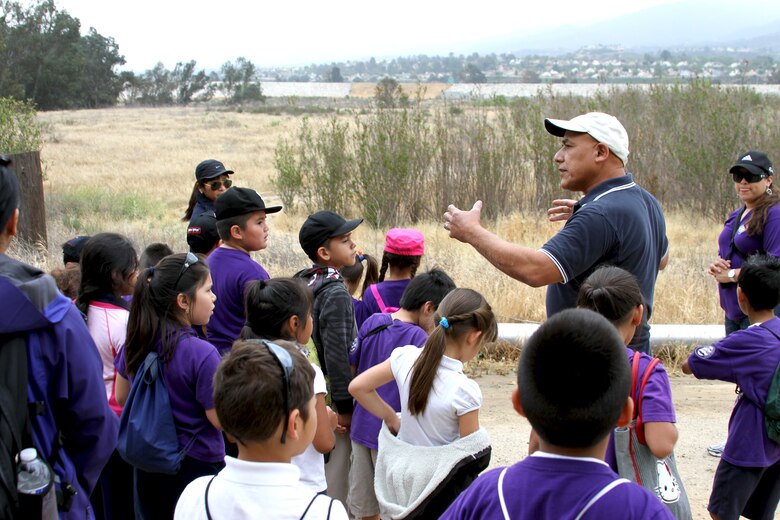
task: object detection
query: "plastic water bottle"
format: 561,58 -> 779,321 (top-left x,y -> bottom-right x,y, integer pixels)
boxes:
16,447 -> 58,519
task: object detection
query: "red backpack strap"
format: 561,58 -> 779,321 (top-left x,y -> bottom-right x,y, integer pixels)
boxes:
370,284 -> 389,313
633,353 -> 661,446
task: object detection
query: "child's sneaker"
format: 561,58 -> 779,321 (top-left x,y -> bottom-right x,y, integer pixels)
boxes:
706,442 -> 725,457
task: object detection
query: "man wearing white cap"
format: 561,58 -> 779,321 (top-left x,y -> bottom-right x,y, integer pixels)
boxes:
444,112 -> 668,353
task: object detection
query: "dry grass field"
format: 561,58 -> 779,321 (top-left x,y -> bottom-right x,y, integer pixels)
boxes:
24,105 -> 723,328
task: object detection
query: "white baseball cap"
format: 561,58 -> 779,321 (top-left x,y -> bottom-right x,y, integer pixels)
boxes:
544,112 -> 630,166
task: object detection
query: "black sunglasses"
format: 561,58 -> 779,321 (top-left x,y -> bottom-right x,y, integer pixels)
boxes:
203,179 -> 232,191
732,170 -> 767,183
173,252 -> 199,289
246,339 -> 295,443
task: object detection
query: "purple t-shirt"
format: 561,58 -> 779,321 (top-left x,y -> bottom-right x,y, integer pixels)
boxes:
605,347 -> 676,471
441,454 -> 673,520
349,313 -> 427,450
717,205 -> 780,320
207,247 -> 270,354
115,331 -> 225,463
357,280 -> 411,329
687,317 -> 780,467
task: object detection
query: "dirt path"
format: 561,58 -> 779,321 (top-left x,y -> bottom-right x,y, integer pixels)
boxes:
477,373 -> 735,520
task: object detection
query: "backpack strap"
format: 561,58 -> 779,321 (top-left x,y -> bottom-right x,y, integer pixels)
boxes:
728,206 -> 749,261
204,474 -> 217,520
370,284 -> 390,313
574,478 -> 630,520
299,492 -> 328,520
631,351 -> 661,446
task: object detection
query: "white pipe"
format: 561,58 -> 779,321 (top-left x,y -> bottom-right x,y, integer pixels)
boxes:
497,323 -> 724,350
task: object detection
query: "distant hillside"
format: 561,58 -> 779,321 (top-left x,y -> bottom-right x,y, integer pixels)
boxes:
472,0 -> 780,54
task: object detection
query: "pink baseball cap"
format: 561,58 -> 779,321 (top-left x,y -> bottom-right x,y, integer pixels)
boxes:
384,228 -> 425,256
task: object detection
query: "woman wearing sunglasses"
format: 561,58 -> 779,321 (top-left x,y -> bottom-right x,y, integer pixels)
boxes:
709,150 -> 780,335
114,252 -> 224,519
182,159 -> 234,224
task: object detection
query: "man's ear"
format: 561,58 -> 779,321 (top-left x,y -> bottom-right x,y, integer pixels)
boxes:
594,142 -> 611,163
512,387 -> 525,417
616,397 -> 634,427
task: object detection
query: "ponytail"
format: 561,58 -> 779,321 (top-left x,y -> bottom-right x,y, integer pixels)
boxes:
182,181 -> 202,222
576,266 -> 643,326
408,288 -> 497,415
125,253 -> 209,374
359,253 -> 380,297
241,278 -> 312,341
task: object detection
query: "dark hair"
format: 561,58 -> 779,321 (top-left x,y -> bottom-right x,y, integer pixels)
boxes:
379,252 -> 422,282
182,181 -> 203,222
124,253 -> 210,374
51,264 -> 81,300
216,213 -> 251,242
576,266 -> 643,327
0,155 -> 20,232
77,233 -> 138,314
241,278 -> 313,341
214,339 -> 314,445
518,308 -> 630,448
139,242 -> 174,269
399,268 -> 456,311
738,254 -> 780,311
340,252 -> 379,297
745,184 -> 780,237
408,288 -> 497,415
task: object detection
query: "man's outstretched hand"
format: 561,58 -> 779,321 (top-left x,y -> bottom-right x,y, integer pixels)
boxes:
444,200 -> 483,243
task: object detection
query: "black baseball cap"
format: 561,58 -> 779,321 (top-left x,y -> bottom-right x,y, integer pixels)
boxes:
195,159 -> 234,182
214,187 -> 282,220
187,211 -> 220,254
729,151 -> 774,178
299,210 -> 363,260
62,235 -> 91,264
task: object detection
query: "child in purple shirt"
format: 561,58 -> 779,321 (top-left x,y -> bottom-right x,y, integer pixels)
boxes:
684,254 -> 780,520
442,309 -> 673,520
357,228 -> 425,329
347,269 -> 455,519
207,187 -> 282,354
114,253 -> 224,520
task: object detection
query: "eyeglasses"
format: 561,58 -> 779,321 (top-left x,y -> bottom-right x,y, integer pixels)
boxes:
247,339 -> 294,443
173,252 -> 199,289
203,179 -> 232,191
732,170 -> 768,183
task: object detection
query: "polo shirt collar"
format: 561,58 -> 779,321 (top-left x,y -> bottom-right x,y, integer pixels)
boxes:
441,354 -> 464,373
574,173 -> 635,212
218,456 -> 301,486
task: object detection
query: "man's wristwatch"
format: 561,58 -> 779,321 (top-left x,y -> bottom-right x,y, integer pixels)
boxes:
727,269 -> 736,282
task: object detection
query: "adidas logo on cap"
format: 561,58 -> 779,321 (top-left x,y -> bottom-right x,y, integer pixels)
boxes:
742,155 -> 753,161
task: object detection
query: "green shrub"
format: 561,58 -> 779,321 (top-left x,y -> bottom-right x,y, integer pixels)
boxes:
0,97 -> 42,153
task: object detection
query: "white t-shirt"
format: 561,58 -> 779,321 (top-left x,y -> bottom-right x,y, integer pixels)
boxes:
86,302 -> 128,401
174,457 -> 348,520
390,344 -> 482,447
292,362 -> 328,492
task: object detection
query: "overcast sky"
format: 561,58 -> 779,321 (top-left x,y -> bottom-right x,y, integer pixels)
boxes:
46,0 -> 686,71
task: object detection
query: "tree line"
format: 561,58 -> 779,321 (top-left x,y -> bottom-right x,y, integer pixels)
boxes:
0,0 -> 264,110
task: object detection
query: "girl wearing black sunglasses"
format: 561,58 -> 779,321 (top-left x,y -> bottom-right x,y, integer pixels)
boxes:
183,159 -> 234,224
114,253 -> 224,519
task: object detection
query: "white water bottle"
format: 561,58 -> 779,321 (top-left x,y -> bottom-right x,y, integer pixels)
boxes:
16,447 -> 58,519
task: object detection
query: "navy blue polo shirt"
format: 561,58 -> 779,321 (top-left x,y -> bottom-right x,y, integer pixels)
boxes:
540,174 -> 668,350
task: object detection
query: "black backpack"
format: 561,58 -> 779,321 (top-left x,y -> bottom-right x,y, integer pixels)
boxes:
0,332 -> 32,518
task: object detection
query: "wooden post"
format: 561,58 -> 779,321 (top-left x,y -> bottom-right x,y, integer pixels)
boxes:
8,151 -> 47,248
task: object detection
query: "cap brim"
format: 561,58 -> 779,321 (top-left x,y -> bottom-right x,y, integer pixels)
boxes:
730,163 -> 767,177
544,118 -> 588,137
331,218 -> 363,237
263,205 -> 283,214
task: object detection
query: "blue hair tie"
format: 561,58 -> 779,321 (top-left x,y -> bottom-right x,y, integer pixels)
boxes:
439,317 -> 449,329
357,253 -> 365,262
